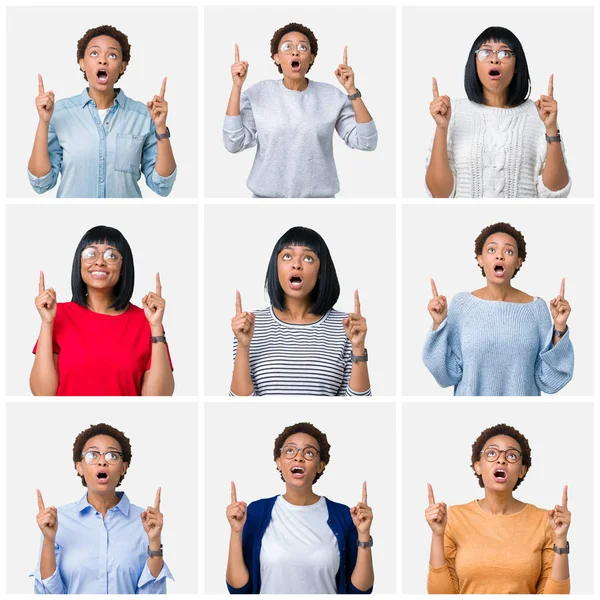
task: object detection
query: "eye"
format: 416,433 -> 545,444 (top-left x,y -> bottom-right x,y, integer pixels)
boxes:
283,447 -> 295,457
282,253 -> 291,261
298,43 -> 309,53
478,49 -> 490,58
105,250 -> 118,260
485,449 -> 498,458
507,451 -> 518,460
109,53 -> 117,59
303,255 -> 314,263
82,247 -> 96,259
487,247 -> 495,253
90,50 -> 98,57
281,41 -> 292,52
505,249 -> 514,255
304,448 -> 316,458
498,50 -> 511,59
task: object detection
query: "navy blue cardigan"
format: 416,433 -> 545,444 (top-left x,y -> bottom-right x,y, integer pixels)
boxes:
227,495 -> 373,594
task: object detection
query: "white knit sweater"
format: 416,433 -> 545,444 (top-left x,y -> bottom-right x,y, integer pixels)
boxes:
426,99 -> 572,198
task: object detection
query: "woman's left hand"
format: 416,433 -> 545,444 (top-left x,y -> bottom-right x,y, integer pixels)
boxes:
141,487 -> 164,543
535,74 -> 558,132
143,273 -> 166,327
343,290 -> 367,350
335,46 -> 358,95
147,77 -> 169,131
350,481 -> 373,537
548,485 -> 570,543
549,278 -> 571,331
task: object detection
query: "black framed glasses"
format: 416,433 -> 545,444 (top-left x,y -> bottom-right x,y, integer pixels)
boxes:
81,450 -> 124,465
280,445 -> 320,461
81,246 -> 123,265
475,49 -> 515,62
480,447 -> 522,463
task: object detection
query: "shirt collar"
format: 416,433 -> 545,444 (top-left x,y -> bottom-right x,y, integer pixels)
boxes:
79,87 -> 127,109
77,490 -> 130,516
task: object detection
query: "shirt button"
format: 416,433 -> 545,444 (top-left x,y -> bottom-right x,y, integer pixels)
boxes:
100,179 -> 104,183
100,138 -> 104,141
100,156 -> 104,160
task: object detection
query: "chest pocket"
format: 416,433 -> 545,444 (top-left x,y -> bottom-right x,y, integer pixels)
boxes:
115,133 -> 145,174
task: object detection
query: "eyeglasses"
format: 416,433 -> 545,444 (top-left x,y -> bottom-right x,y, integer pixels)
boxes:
280,445 -> 320,460
81,246 -> 123,265
480,447 -> 522,463
279,41 -> 311,55
81,450 -> 124,464
475,48 -> 515,62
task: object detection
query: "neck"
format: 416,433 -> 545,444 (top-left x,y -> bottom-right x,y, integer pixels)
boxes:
483,281 -> 514,301
86,490 -> 120,517
276,297 -> 318,323
282,76 -> 308,92
483,87 -> 509,108
283,485 -> 320,506
88,86 -> 117,109
479,489 -> 520,515
86,287 -> 118,314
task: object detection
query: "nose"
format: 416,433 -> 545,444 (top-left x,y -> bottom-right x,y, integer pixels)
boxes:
496,455 -> 507,465
490,55 -> 500,64
291,257 -> 303,270
97,456 -> 108,467
98,55 -> 108,65
94,254 -> 107,267
293,454 -> 305,463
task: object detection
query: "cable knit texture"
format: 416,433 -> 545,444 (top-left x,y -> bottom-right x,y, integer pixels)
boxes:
223,79 -> 378,198
422,292 -> 574,396
427,501 -> 570,594
426,99 -> 571,198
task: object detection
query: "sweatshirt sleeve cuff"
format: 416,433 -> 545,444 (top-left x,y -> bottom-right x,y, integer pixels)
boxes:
537,173 -> 572,198
540,327 -> 574,366
223,114 -> 243,132
542,576 -> 570,594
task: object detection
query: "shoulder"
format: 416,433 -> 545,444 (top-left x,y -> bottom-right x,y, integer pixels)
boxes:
55,301 -> 81,316
56,499 -> 83,515
448,499 -> 477,514
54,93 -> 84,114
247,496 -> 278,517
324,496 -> 351,514
310,80 -> 344,95
521,503 -> 551,525
449,291 -> 475,310
245,80 -> 279,97
118,92 -> 151,118
530,296 -> 550,318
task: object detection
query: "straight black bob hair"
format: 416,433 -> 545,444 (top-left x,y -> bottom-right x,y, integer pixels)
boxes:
265,226 -> 340,314
464,26 -> 531,107
71,225 -> 134,311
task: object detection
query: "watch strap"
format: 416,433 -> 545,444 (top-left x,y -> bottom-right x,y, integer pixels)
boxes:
545,130 -> 561,143
347,89 -> 362,101
553,325 -> 568,338
155,126 -> 171,140
148,544 -> 164,557
151,335 -> 167,343
553,541 -> 569,554
351,348 -> 368,363
357,535 -> 373,548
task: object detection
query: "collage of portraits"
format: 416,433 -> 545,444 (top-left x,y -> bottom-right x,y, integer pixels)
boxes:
0,1 -> 597,598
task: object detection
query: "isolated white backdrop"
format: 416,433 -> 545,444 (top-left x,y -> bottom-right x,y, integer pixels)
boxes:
6,204 -> 198,396
402,6 -> 594,198
6,401 -> 198,594
402,203 -> 594,396
204,203 -> 396,396
204,401 -> 396,593
204,6 -> 396,198
7,6 -> 198,198
402,401 -> 594,593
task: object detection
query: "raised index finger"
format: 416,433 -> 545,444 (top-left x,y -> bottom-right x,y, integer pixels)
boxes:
430,278 -> 438,298
561,484 -> 568,508
235,290 -> 242,315
427,482 -> 435,506
559,277 -> 565,300
159,77 -> 167,100
432,77 -> 439,99
354,289 -> 361,315
235,43 -> 240,63
155,272 -> 162,297
39,271 -> 46,294
362,480 -> 367,504
38,74 -> 45,95
154,487 -> 162,510
343,46 -> 348,66
231,481 -> 237,503
36,489 -> 45,511
548,73 -> 554,98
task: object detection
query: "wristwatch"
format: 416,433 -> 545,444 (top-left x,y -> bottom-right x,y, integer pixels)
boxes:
357,535 -> 373,548
148,544 -> 164,557
545,130 -> 561,143
553,326 -> 568,338
151,335 -> 167,343
347,89 -> 362,101
351,348 -> 368,363
553,541 -> 569,555
155,127 -> 171,140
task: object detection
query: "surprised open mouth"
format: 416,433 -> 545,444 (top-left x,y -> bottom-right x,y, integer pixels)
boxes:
493,265 -> 505,277
289,275 -> 303,290
493,469 -> 507,482
96,69 -> 109,84
290,466 -> 306,478
96,470 -> 109,484
488,69 -> 501,79
290,60 -> 301,72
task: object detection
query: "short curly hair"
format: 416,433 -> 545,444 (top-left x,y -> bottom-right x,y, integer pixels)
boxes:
474,222 -> 527,278
470,423 -> 531,491
77,25 -> 131,82
72,423 -> 132,488
273,422 -> 330,483
270,23 -> 318,74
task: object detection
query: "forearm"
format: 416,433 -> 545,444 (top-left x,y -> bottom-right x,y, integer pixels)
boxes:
425,127 -> 453,198
147,539 -> 164,578
28,120 -> 52,177
349,344 -> 370,393
226,531 -> 249,588
40,538 -> 56,580
231,345 -> 254,395
347,86 -> 372,123
30,323 -> 58,396
350,533 -> 374,591
141,327 -> 174,396
154,126 -> 176,177
541,127 -> 569,191
226,86 -> 242,117
429,533 -> 446,568
550,536 -> 569,581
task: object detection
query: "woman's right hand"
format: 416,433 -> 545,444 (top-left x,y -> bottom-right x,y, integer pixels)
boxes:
35,271 -> 57,324
36,74 -> 55,123
430,77 -> 451,130
231,44 -> 249,89
425,483 -> 447,536
231,291 -> 255,347
36,489 -> 58,542
227,481 -> 247,533
428,278 -> 447,328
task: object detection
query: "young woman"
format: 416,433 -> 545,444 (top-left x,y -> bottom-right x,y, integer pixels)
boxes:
226,422 -> 374,593
223,23 -> 377,197
423,222 -> 574,396
425,423 -> 570,594
426,26 -> 570,198
28,25 -> 176,198
33,423 -> 172,594
31,225 -> 174,396
230,226 -> 370,396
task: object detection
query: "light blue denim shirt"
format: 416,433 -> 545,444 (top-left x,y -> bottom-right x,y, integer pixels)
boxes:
31,491 -> 173,594
28,88 -> 176,198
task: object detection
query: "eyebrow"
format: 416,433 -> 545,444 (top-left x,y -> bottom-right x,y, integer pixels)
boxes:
281,38 -> 310,44
89,45 -> 120,52
480,43 -> 511,48
83,445 -> 120,451
283,246 -> 314,252
486,241 -> 515,248
486,444 -> 520,450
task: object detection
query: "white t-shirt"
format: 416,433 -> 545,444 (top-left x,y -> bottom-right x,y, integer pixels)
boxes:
97,108 -> 109,124
259,495 -> 340,594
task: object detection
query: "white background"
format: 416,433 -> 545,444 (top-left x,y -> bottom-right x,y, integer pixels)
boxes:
402,203 -> 595,396
5,204 -> 198,396
402,401 -> 594,594
5,401 -> 198,594
402,6 -> 594,198
6,6 -> 199,198
204,203 -> 396,396
204,401 -> 396,593
204,6 -> 396,198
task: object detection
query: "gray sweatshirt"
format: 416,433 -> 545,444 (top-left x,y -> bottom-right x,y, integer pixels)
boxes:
223,79 -> 378,197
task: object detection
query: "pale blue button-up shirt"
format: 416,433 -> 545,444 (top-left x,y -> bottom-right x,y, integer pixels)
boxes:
28,88 -> 176,198
31,492 -> 173,594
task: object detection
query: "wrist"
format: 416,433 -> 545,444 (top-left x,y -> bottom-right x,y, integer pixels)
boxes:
435,123 -> 449,133
357,531 -> 371,543
553,323 -> 567,333
554,536 -> 568,547
155,125 -> 167,135
148,538 -> 162,551
346,86 -> 358,96
352,343 -> 366,354
545,125 -> 559,136
42,535 -> 56,546
150,324 -> 164,336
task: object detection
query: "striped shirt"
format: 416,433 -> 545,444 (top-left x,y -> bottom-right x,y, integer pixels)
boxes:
231,307 -> 371,396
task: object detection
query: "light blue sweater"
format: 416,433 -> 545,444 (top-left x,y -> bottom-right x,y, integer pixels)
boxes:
422,292 -> 574,396
222,79 -> 378,198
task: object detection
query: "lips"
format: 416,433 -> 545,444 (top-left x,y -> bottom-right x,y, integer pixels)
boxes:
289,275 -> 303,290
96,470 -> 110,484
89,270 -> 109,278
290,60 -> 301,72
488,68 -> 501,79
493,264 -> 505,277
290,465 -> 306,479
96,69 -> 109,84
493,469 -> 507,482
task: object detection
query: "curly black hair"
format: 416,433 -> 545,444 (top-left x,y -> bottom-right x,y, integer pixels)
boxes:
77,25 -> 131,82
273,422 -> 330,483
270,23 -> 318,74
470,423 -> 531,491
73,423 -> 132,488
474,222 -> 527,278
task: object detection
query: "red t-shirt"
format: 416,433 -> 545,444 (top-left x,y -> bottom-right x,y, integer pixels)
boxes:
33,302 -> 172,396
